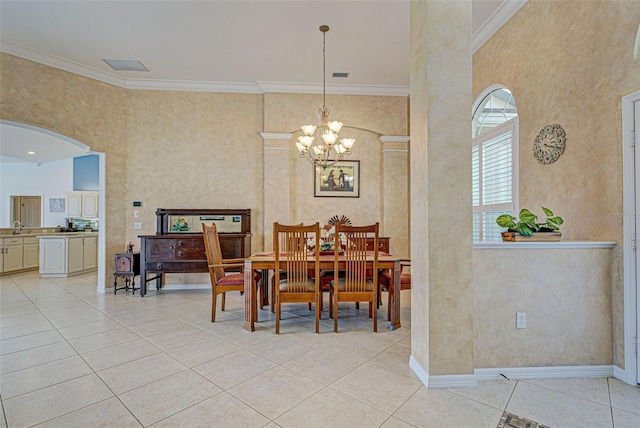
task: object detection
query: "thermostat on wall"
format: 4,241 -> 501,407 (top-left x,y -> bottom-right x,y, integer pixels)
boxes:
133,201 -> 142,207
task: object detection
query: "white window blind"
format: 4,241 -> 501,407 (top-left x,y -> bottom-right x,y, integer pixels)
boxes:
472,119 -> 518,241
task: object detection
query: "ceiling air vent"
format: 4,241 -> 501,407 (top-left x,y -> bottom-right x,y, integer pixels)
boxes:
332,72 -> 349,78
103,59 -> 149,71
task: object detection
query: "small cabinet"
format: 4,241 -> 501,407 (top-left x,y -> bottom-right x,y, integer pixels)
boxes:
23,237 -> 39,269
67,191 -> 99,218
3,237 -> 24,272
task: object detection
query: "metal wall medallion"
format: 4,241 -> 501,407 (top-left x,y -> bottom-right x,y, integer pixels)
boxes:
533,124 -> 566,164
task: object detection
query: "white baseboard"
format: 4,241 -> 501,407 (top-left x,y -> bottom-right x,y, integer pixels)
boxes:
409,356 -> 478,389
410,358 -> 615,388
475,365 -> 614,381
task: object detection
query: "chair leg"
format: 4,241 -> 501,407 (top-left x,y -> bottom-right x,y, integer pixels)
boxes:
211,292 -> 217,322
368,302 -> 373,318
270,277 -> 276,313
275,297 -> 281,334
221,292 -> 226,311
333,294 -> 339,332
355,302 -> 360,310
373,300 -> 377,332
315,295 -> 320,333
329,289 -> 333,319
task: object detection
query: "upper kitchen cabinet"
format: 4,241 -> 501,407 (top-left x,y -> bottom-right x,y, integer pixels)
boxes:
67,191 -> 99,218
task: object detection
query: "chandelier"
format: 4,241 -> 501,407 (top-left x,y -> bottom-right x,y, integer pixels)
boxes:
296,25 -> 355,169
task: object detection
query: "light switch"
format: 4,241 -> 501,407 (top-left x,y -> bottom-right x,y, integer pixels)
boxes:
133,210 -> 139,218
133,222 -> 142,230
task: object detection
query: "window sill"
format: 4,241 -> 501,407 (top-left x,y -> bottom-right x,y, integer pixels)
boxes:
473,241 -> 616,250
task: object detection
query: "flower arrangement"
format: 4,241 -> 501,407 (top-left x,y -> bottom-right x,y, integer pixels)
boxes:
308,225 -> 346,252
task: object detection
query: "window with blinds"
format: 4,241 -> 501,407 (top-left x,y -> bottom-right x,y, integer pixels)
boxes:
472,87 -> 518,241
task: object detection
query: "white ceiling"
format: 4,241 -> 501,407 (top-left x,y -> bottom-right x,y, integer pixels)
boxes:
0,0 -> 526,164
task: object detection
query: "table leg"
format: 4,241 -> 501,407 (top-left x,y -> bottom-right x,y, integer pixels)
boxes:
244,260 -> 256,331
389,260 -> 402,330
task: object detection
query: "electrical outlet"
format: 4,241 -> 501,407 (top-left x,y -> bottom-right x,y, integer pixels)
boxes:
133,222 -> 142,230
516,312 -> 526,329
133,210 -> 139,218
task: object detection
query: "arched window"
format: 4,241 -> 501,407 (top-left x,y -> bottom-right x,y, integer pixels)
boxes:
472,86 -> 519,241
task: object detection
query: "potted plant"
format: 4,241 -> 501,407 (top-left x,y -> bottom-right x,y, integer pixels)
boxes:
496,206 -> 563,241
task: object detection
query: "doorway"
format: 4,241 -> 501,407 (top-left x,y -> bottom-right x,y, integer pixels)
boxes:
11,196 -> 42,228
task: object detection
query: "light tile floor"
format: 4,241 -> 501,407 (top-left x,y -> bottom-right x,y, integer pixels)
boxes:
1,271 -> 639,427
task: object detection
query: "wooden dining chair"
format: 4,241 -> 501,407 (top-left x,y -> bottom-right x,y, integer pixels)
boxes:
329,223 -> 380,332
379,259 -> 411,321
273,222 -> 321,334
202,222 -> 260,322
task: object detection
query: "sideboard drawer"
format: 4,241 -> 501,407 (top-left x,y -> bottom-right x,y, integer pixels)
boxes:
174,238 -> 206,260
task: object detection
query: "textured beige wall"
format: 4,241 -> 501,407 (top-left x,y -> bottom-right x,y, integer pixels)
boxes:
473,0 -> 640,369
0,53 -> 128,288
474,247 -> 613,367
410,0 -> 474,377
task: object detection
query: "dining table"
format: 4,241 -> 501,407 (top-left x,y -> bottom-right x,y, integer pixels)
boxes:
242,252 -> 403,332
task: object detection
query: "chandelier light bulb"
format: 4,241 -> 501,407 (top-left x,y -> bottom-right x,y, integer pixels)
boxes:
313,145 -> 324,155
295,142 -> 306,152
322,130 -> 338,145
335,144 -> 346,155
301,125 -> 317,136
340,138 -> 355,150
328,121 -> 343,133
298,135 -> 314,147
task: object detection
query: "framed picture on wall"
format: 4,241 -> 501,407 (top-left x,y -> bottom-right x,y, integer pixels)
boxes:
49,198 -> 65,212
314,160 -> 360,198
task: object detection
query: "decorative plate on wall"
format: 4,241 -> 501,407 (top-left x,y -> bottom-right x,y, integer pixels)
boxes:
533,124 -> 566,164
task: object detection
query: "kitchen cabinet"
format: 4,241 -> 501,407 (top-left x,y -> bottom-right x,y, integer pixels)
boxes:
23,237 -> 39,269
83,236 -> 97,269
38,233 -> 98,277
3,237 -> 24,273
67,237 -> 84,273
66,191 -> 99,218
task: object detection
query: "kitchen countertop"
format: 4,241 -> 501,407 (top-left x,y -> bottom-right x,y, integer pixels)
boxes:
37,232 -> 99,238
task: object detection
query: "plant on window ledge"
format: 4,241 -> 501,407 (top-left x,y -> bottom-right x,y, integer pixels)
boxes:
496,206 -> 563,240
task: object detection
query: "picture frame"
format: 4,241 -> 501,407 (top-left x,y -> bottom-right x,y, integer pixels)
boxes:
314,160 -> 360,198
49,198 -> 65,212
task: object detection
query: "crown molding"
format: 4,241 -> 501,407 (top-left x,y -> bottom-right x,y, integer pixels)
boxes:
472,0 -> 527,53
126,78 -> 262,93
257,82 -> 410,97
1,41 -> 126,87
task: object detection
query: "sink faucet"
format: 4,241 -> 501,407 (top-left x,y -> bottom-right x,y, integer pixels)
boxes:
12,221 -> 22,235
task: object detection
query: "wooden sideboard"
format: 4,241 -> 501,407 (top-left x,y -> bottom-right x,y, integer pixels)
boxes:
139,208 -> 251,297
